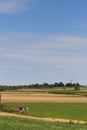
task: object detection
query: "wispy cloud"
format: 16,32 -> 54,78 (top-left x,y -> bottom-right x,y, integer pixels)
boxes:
0,32 -> 86,66
0,32 -> 87,85
0,0 -> 30,13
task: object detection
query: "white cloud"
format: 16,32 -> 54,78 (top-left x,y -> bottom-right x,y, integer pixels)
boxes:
0,0 -> 30,13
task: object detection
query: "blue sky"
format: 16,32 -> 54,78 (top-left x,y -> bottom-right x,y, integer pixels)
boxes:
0,0 -> 87,85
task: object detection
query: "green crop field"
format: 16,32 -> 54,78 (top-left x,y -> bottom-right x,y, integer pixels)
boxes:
7,87 -> 87,96
4,102 -> 87,121
0,116 -> 87,130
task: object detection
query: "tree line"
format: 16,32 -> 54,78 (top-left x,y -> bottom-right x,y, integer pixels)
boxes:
0,82 -> 81,91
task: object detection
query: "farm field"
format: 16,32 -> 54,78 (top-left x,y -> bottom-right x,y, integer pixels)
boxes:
0,116 -> 87,130
2,87 -> 87,94
1,91 -> 87,129
1,91 -> 87,121
1,92 -> 87,103
3,102 -> 87,121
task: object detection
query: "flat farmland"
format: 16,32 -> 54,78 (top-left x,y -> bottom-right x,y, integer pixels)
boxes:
1,92 -> 87,103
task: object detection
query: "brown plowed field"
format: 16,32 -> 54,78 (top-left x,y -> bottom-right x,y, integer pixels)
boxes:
1,92 -> 87,103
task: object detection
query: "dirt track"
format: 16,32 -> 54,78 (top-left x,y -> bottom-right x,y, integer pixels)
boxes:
0,112 -> 87,125
1,93 -> 87,103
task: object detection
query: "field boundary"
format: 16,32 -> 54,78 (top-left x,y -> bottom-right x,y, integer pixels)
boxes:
0,112 -> 87,125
